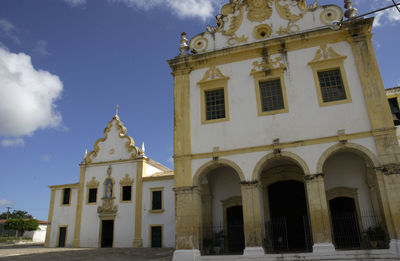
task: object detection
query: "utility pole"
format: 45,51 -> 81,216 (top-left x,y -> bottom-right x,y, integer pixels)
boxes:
6,207 -> 11,219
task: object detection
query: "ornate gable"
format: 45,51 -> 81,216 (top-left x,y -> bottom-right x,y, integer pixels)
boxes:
189,0 -> 343,54
85,115 -> 142,164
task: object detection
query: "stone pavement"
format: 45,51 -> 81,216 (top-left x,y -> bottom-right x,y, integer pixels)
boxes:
0,244 -> 174,261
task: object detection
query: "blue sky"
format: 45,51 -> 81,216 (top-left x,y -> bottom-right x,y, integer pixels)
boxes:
0,0 -> 399,220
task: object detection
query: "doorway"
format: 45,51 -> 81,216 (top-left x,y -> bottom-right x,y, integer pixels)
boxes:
58,227 -> 67,247
267,180 -> 311,252
226,206 -> 245,253
101,220 -> 114,248
329,197 -> 361,249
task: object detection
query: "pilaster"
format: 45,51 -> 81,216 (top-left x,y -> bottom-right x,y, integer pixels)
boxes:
305,173 -> 334,253
133,157 -> 145,247
44,189 -> 56,247
240,181 -> 264,252
72,163 -> 86,247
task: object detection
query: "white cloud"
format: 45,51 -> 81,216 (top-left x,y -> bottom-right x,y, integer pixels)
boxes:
0,19 -> 20,44
35,40 -> 50,56
0,47 -> 63,139
110,0 -> 217,20
41,154 -> 52,162
0,199 -> 14,208
1,138 -> 24,148
64,0 -> 86,6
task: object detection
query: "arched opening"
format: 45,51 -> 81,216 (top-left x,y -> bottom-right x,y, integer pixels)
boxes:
198,163 -> 245,255
258,157 -> 312,253
323,150 -> 389,250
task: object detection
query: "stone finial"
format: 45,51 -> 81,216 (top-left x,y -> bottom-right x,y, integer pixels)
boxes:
84,148 -> 88,159
179,32 -> 189,56
141,142 -> 145,155
115,104 -> 119,116
344,0 -> 358,18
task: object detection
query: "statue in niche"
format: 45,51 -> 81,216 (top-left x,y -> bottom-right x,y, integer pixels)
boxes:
105,179 -> 113,198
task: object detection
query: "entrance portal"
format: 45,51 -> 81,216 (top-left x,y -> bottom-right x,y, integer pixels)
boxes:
101,220 -> 114,248
58,227 -> 67,247
267,181 -> 311,252
329,197 -> 361,249
226,206 -> 245,253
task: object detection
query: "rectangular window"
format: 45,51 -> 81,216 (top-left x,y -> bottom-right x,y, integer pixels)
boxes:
151,226 -> 162,248
62,188 -> 71,205
317,69 -> 347,103
88,188 -> 97,203
205,89 -> 225,121
122,186 -> 132,201
152,191 -> 162,210
259,79 -> 285,112
388,98 -> 400,126
58,226 -> 67,247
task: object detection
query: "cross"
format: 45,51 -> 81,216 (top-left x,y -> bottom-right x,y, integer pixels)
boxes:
115,104 -> 119,116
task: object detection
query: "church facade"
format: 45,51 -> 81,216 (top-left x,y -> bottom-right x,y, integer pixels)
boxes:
44,115 -> 175,248
169,0 -> 400,260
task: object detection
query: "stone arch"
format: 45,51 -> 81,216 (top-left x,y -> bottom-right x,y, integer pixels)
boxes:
193,158 -> 246,187
316,142 -> 380,173
252,151 -> 311,181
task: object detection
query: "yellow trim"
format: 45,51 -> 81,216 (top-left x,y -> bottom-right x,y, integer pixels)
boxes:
56,225 -> 68,248
198,76 -> 230,125
98,218 -> 115,248
86,176 -> 99,205
252,68 -> 289,116
142,174 -> 174,182
133,158 -> 145,247
149,187 -> 165,213
72,165 -> 86,247
120,173 -> 134,203
44,189 -> 56,247
60,187 -> 72,207
308,55 -> 352,107
49,183 -> 78,189
175,129 -> 382,161
149,224 -> 164,248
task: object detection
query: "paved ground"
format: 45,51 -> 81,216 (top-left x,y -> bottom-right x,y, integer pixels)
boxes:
0,244 -> 174,261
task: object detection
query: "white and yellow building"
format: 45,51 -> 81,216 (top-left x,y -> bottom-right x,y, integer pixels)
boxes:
169,0 -> 400,260
44,115 -> 175,248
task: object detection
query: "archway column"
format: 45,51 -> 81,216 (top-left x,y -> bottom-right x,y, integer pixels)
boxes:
305,173 -> 335,253
241,181 -> 264,255
172,186 -> 202,261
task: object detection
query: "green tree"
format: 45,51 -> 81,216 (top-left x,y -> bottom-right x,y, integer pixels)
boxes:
0,210 -> 33,219
4,219 -> 39,240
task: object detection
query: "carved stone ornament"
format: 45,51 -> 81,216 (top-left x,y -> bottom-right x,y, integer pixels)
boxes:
305,173 -> 324,181
251,55 -> 285,74
199,65 -> 228,83
310,44 -> 342,62
86,177 -> 99,188
120,173 -> 134,186
377,164 -> 400,176
247,0 -> 273,22
97,197 -> 118,218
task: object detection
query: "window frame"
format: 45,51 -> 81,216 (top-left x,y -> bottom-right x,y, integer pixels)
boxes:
198,76 -> 230,124
252,67 -> 288,116
150,187 -> 164,213
86,177 -> 99,205
56,225 -> 68,247
149,224 -> 163,248
119,174 -> 134,203
61,188 -> 71,206
308,56 -> 352,107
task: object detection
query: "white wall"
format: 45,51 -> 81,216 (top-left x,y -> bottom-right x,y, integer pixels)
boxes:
189,41 -> 371,155
142,179 -> 175,248
49,187 -> 78,247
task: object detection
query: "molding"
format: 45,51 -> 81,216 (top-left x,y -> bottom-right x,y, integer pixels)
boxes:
149,224 -> 164,248
175,129 -> 380,161
308,45 -> 352,107
49,183 -> 79,189
44,189 -> 56,247
86,176 -> 99,205
143,174 -> 174,182
377,164 -> 400,176
60,188 -> 72,207
150,187 -> 165,213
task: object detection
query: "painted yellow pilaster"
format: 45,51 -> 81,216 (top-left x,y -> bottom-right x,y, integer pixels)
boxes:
174,186 -> 202,250
240,181 -> 263,247
44,189 -> 56,247
346,18 -> 400,240
171,67 -> 192,187
72,164 -> 86,247
133,158 -> 145,247
305,174 -> 332,244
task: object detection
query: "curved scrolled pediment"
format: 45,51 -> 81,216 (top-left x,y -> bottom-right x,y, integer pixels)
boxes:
189,0 -> 343,54
85,115 -> 141,164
